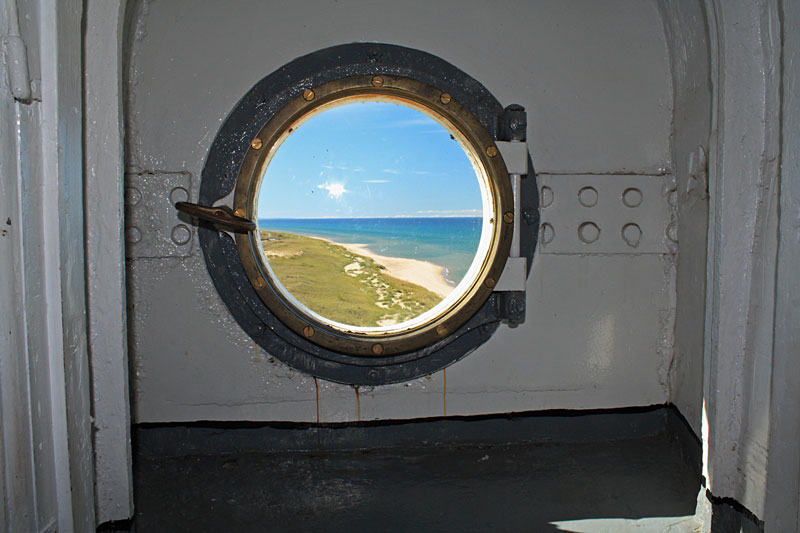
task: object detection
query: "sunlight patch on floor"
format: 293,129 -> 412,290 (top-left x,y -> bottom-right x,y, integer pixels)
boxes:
552,514 -> 704,532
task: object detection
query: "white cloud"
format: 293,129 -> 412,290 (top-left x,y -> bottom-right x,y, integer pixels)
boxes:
362,179 -> 389,184
390,117 -> 437,127
321,164 -> 364,172
415,209 -> 482,217
381,168 -> 434,176
317,182 -> 348,199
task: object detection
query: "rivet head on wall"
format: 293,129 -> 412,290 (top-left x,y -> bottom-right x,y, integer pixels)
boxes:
170,224 -> 191,245
125,187 -> 142,206
578,186 -> 598,207
250,138 -> 263,150
622,187 -> 643,208
303,89 -> 315,101
540,186 -> 554,208
540,223 -> 555,245
125,226 -> 142,244
169,186 -> 189,205
578,221 -> 601,244
621,223 -> 642,248
666,220 -> 678,243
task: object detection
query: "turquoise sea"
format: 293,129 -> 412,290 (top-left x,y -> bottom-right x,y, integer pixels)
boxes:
258,217 -> 482,285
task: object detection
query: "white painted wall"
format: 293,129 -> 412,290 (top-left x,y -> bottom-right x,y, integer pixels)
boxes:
1,0 -> 96,530
764,3 -> 800,529
702,0 -> 782,523
697,1 -> 800,529
84,0 -> 133,524
658,0 -> 711,438
124,0 -> 679,425
0,0 -> 796,529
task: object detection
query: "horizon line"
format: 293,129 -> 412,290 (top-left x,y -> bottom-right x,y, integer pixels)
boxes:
257,215 -> 484,220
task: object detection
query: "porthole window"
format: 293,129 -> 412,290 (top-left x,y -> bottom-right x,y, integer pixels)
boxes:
180,43 -> 538,384
257,100 -> 489,330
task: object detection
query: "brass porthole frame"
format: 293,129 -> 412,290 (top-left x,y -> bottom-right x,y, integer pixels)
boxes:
231,74 -> 513,356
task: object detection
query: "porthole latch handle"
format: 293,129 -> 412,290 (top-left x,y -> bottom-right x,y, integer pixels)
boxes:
175,201 -> 256,233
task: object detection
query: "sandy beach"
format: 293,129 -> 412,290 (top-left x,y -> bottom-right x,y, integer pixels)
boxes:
330,241 -> 454,299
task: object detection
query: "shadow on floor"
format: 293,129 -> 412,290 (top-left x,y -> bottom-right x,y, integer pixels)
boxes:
133,427 -> 700,532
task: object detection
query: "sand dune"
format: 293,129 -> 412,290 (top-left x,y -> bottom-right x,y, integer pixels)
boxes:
330,242 -> 454,299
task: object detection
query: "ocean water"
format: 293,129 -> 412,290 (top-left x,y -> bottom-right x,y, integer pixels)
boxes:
258,217 -> 482,284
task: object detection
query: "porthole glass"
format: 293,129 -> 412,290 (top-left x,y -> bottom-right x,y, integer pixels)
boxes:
256,99 -> 491,334
232,75 -> 514,356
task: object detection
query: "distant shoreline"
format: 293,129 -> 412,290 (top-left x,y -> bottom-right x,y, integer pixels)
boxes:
258,217 -> 481,286
318,238 -> 454,298
258,216 -> 482,220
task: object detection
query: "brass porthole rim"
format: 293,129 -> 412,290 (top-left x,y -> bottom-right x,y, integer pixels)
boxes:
232,74 -> 513,357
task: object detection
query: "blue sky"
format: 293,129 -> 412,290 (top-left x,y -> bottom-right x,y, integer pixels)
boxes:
257,101 -> 483,219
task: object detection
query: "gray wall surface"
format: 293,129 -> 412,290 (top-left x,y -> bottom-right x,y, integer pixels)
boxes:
4,0 -> 798,529
85,0 -> 133,524
124,0 -> 685,424
765,2 -> 800,528
1,0 -> 97,530
658,0 -> 711,438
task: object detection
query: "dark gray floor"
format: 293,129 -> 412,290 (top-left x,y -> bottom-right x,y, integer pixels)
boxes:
133,432 -> 700,532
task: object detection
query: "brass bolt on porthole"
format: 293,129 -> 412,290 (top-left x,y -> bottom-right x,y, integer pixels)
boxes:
436,324 -> 448,337
371,75 -> 384,87
487,145 -> 498,157
372,343 -> 384,355
440,92 -> 452,104
484,277 -> 496,288
250,138 -> 263,150
503,211 -> 514,224
303,326 -> 315,338
303,89 -> 315,101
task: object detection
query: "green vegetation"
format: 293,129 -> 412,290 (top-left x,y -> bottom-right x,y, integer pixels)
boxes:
259,231 -> 440,326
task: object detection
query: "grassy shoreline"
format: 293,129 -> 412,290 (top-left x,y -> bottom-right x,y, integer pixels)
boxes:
260,230 -> 442,327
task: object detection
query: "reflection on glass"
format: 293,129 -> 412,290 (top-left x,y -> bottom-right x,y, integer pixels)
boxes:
257,100 -> 488,331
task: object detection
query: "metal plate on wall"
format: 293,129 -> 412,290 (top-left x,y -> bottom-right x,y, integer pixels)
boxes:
537,174 -> 672,254
124,172 -> 193,258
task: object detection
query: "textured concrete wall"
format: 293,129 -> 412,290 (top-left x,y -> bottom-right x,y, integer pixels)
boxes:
124,0 -> 681,424
764,2 -> 800,529
1,0 -> 97,530
702,0 -> 782,524
40,1 -> 96,529
0,7 -> 38,530
657,0 -> 712,437
84,0 -> 133,524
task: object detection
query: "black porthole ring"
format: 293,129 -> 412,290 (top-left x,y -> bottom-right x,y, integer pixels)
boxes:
198,42 -> 538,385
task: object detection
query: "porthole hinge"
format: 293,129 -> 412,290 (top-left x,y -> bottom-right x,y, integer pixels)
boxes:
494,104 -> 529,326
174,201 -> 255,233
494,104 -> 528,294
